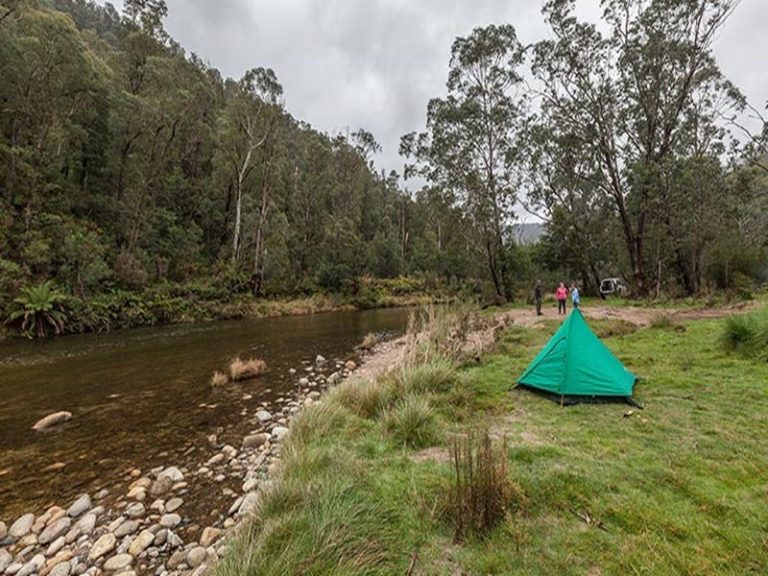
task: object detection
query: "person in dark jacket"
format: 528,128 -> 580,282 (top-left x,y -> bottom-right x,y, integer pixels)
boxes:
534,279 -> 543,316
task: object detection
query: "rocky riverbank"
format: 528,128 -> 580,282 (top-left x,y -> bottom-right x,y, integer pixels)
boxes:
0,351 -> 371,576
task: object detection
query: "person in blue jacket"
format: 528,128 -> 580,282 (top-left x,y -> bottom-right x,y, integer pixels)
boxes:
570,283 -> 581,309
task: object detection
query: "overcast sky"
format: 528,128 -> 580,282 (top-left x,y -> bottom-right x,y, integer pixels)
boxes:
107,0 -> 766,185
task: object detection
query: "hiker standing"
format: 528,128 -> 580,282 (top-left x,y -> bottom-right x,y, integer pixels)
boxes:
534,279 -> 543,316
556,282 -> 568,315
571,283 -> 581,309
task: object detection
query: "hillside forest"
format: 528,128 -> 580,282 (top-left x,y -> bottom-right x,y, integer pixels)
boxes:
1,0 -> 767,336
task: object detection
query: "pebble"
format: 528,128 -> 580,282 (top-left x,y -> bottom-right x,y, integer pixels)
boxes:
67,494 -> 92,518
88,533 -> 116,561
186,547 -> 207,569
160,514 -> 181,529
125,502 -> 145,518
165,498 -> 183,513
0,550 -> 11,572
242,433 -> 270,449
113,520 -> 139,538
6,562 -> 22,575
9,513 -> 35,538
242,478 -> 258,492
255,410 -> 272,423
271,426 -> 290,441
153,529 -> 167,546
199,527 -> 222,548
0,521 -> 5,540
166,550 -> 186,570
157,466 -> 184,483
190,563 -> 209,576
298,377 -> 309,386
72,512 -> 96,538
315,354 -> 326,365
46,535 -> 67,556
126,486 -> 147,501
128,530 -> 154,556
221,445 -> 237,461
238,493 -> 259,516
149,476 -> 173,497
39,517 -> 71,545
103,554 -> 133,572
206,454 -> 225,466
16,554 -> 45,576
49,562 -> 71,576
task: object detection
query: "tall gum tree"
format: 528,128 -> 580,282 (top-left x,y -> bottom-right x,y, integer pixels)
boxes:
401,24 -> 527,301
532,0 -> 742,295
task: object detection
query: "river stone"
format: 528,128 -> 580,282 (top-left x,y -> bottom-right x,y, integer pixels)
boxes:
206,453 -> 225,466
49,562 -> 71,576
32,411 -> 72,431
46,535 -> 67,556
199,527 -> 222,548
186,547 -> 207,568
153,528 -> 167,546
126,486 -> 147,501
298,377 -> 309,386
315,354 -> 326,365
88,533 -> 116,560
149,476 -> 173,497
107,517 -> 126,532
113,519 -> 139,538
255,410 -> 272,423
72,512 -> 97,538
128,529 -> 154,556
128,477 -> 151,491
271,426 -> 290,441
242,478 -> 258,492
0,520 -> 6,540
238,493 -> 259,515
103,554 -> 133,572
165,497 -> 183,513
16,554 -> 45,576
67,494 -> 91,518
157,466 -> 184,483
39,517 -> 71,545
125,502 -> 145,518
159,514 -> 181,529
242,433 -> 270,449
166,550 -> 186,570
9,513 -> 35,538
190,563 -> 210,576
221,445 -> 237,460
0,550 -> 12,572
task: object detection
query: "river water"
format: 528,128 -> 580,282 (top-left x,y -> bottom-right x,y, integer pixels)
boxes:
0,307 -> 411,519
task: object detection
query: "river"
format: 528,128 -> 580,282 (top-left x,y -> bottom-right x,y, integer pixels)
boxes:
0,307 -> 412,520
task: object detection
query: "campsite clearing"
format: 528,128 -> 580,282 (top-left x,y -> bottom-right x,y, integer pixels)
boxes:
217,300 -> 768,576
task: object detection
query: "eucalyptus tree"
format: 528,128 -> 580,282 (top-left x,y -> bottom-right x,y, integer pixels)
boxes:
402,24 -> 527,300
532,0 -> 743,294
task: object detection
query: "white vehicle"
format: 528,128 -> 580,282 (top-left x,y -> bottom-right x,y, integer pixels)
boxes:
600,277 -> 628,298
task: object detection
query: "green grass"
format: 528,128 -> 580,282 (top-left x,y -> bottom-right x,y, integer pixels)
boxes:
218,305 -> 768,576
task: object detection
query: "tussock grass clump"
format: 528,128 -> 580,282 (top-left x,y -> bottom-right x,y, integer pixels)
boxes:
331,377 -> 395,419
228,357 -> 267,381
396,356 -> 456,394
382,395 -> 438,448
210,370 -> 229,387
448,432 -> 521,542
722,312 -> 768,360
360,332 -> 378,351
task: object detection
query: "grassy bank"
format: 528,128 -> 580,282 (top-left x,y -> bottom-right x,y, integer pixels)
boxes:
218,304 -> 768,575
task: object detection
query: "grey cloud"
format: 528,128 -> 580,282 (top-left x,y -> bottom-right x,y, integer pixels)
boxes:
108,0 -> 768,179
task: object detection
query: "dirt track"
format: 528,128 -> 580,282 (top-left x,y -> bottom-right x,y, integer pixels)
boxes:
353,301 -> 752,383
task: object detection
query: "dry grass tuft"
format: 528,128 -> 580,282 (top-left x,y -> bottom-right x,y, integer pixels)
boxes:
360,332 -> 378,351
448,431 -> 522,542
210,370 -> 229,387
229,357 -> 267,381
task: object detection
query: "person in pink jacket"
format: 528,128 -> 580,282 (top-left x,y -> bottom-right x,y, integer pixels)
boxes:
556,282 -> 568,315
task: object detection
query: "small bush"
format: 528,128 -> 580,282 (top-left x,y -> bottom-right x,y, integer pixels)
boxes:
722,312 -> 768,360
382,395 -> 437,448
229,357 -> 267,381
210,371 -> 229,387
448,432 -> 521,542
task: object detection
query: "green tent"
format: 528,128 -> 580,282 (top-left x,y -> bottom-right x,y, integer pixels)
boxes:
517,309 -> 637,401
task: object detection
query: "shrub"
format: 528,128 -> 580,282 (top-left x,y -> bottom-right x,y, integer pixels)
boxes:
448,432 -> 521,542
229,357 -> 267,381
382,395 -> 437,448
210,371 -> 229,387
722,312 -> 768,360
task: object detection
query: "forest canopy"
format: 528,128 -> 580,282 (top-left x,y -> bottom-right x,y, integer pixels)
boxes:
0,0 -> 766,335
